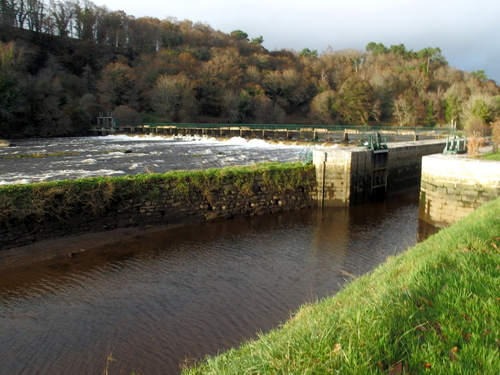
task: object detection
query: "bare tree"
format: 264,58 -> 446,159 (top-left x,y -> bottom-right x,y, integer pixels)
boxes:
49,0 -> 74,36
151,73 -> 198,122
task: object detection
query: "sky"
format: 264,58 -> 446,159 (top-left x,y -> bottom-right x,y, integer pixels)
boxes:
97,0 -> 500,83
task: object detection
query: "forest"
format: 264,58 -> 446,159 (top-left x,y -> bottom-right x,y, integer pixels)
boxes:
1,0 -> 500,137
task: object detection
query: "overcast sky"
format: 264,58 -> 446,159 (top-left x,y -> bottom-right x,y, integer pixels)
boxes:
97,0 -> 500,83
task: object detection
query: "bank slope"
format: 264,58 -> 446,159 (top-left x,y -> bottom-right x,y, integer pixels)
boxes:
183,197 -> 500,375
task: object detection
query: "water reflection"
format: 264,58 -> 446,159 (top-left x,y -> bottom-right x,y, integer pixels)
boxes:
0,189 -> 437,375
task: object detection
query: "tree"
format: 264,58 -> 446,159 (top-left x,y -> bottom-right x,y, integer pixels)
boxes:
309,90 -> 338,124
49,0 -> 74,37
299,48 -> 318,58
444,93 -> 461,125
0,41 -> 27,135
443,82 -> 468,126
262,70 -> 283,104
471,70 -> 488,82
26,0 -> 47,32
388,44 -> 411,58
74,0 -> 96,41
0,0 -> 17,26
97,62 -> 135,109
31,60 -> 73,136
252,94 -> 285,123
151,73 -> 198,122
79,93 -> 101,121
461,94 -> 498,131
250,36 -> 264,45
230,30 -> 248,41
15,0 -> 30,29
338,76 -> 375,125
393,91 -> 417,127
417,47 -> 445,77
113,105 -> 141,124
221,89 -> 257,123
366,42 -> 388,56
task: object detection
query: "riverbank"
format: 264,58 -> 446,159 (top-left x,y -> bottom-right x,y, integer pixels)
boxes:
183,196 -> 500,374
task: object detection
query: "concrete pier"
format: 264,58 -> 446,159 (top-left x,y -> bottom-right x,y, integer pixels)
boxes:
313,139 -> 446,207
419,154 -> 500,227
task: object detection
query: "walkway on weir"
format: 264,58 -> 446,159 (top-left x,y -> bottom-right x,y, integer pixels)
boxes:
89,122 -> 454,143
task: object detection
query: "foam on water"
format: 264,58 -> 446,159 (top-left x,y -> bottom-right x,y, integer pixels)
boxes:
0,136 -> 306,185
246,138 -> 281,147
101,134 -> 167,142
0,178 -> 31,185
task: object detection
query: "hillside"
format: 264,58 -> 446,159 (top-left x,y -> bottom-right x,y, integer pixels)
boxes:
1,0 -> 500,137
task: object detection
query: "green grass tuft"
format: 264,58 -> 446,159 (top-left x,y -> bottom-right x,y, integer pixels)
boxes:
482,152 -> 500,161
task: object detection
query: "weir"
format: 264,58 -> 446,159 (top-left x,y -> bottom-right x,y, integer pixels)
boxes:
90,122 -> 452,143
313,139 -> 447,206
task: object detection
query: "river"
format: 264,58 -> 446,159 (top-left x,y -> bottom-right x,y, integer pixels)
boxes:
0,136 -> 438,374
0,135 -> 307,185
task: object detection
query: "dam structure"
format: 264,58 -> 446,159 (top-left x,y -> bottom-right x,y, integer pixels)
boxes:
90,121 -> 451,144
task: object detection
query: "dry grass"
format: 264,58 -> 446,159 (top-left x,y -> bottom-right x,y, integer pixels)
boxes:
464,115 -> 491,137
467,133 -> 487,158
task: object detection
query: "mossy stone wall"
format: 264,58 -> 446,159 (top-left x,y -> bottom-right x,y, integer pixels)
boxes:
0,164 -> 317,250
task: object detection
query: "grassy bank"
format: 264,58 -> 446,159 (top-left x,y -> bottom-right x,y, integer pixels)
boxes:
482,152 -> 500,161
183,198 -> 500,374
0,162 -> 315,224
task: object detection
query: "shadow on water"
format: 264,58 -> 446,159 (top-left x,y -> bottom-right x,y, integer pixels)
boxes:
0,188 -> 440,374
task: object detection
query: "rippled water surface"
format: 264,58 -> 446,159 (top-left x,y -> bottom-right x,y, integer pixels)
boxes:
0,188 -> 436,375
0,135 -> 306,185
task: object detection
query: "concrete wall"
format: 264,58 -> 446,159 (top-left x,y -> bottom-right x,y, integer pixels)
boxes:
1,176 -> 316,251
313,139 -> 446,207
419,154 -> 500,227
313,147 -> 372,207
387,140 -> 446,189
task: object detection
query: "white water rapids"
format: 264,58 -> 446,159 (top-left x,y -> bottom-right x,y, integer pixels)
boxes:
0,135 -> 310,185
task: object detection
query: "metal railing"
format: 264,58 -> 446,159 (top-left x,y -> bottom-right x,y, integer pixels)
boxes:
99,122 -> 454,135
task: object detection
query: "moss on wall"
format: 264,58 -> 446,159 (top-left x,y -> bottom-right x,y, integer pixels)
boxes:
0,162 -> 317,249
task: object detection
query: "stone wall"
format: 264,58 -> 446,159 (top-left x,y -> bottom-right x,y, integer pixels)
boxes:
313,139 -> 446,207
419,154 -> 500,227
1,175 -> 316,251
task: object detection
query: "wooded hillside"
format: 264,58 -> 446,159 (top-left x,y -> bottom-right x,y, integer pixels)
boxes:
1,0 -> 499,137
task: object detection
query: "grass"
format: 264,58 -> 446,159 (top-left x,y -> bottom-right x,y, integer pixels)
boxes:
482,152 -> 500,161
183,197 -> 500,375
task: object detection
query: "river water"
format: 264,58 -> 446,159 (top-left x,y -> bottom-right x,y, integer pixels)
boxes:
0,135 -> 307,185
0,136 -> 437,374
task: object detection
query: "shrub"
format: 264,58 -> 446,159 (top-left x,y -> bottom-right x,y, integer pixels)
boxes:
467,133 -> 487,158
